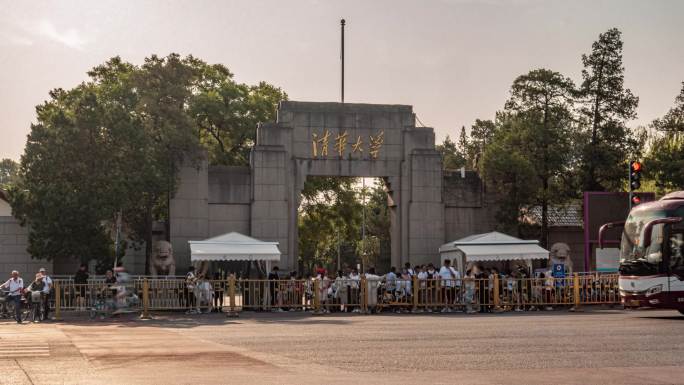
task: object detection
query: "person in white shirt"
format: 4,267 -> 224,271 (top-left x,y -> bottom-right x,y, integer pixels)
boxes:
39,268 -> 52,320
1,270 -> 24,323
364,268 -> 382,313
348,269 -> 361,313
404,262 -> 415,277
439,259 -> 460,313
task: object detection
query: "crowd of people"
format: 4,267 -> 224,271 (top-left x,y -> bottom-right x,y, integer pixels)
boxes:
255,259 -> 616,314
1,260 -> 617,321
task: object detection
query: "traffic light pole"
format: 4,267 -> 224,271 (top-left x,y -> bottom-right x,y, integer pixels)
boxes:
629,166 -> 633,211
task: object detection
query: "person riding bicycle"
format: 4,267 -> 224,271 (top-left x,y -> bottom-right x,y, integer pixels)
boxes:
25,273 -> 46,322
1,270 -> 24,323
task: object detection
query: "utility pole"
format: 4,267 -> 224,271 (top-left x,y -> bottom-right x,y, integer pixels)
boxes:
113,210 -> 122,269
340,19 -> 345,103
361,178 -> 366,270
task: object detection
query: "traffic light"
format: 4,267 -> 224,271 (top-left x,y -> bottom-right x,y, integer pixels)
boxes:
629,161 -> 642,191
631,194 -> 642,206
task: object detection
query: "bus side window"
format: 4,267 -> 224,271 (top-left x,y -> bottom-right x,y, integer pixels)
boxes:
670,233 -> 684,275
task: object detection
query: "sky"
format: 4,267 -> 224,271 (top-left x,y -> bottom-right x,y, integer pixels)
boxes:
0,0 -> 683,161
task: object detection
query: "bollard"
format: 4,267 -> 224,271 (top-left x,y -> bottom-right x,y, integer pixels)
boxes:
54,281 -> 61,321
360,276 -> 368,314
226,275 -> 238,317
412,275 -> 418,312
141,278 -> 151,319
571,273 -> 582,312
313,279 -> 321,314
493,274 -> 500,311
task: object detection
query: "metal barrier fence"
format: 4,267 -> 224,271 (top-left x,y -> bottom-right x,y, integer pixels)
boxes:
46,274 -> 619,319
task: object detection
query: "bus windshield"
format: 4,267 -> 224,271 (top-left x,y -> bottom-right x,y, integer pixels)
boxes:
619,210 -> 666,274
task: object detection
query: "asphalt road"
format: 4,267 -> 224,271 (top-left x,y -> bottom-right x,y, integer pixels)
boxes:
1,308 -> 683,385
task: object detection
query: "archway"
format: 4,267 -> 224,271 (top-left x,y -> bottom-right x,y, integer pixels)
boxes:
250,101 -> 444,272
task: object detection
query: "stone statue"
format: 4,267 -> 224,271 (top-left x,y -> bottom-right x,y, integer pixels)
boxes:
150,240 -> 176,276
549,242 -> 573,275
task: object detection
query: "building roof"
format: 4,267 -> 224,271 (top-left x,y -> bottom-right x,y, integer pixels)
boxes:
439,231 -> 548,262
189,232 -> 281,262
527,204 -> 583,227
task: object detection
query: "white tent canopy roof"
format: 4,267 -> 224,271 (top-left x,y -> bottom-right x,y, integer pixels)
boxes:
189,232 -> 281,262
439,231 -> 548,262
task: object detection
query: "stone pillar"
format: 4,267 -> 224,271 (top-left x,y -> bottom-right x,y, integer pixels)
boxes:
170,158 -> 209,272
251,145 -> 291,271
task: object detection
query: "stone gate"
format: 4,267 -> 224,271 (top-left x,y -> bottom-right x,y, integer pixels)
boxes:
170,101 -> 499,273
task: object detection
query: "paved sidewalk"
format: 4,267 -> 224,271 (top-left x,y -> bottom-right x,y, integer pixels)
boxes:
0,309 -> 682,384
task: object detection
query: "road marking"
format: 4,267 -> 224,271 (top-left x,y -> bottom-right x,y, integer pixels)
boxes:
0,341 -> 50,359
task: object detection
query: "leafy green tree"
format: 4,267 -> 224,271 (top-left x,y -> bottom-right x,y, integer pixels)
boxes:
189,64 -> 287,166
506,69 -> 576,245
10,83 -> 125,267
481,115 -> 537,235
297,177 -> 391,273
10,54 -> 282,272
577,28 -> 641,192
482,69 -> 576,242
645,83 -> 684,192
651,82 -> 684,133
0,158 -> 19,189
436,135 -> 466,170
298,177 -> 363,272
468,119 -> 496,169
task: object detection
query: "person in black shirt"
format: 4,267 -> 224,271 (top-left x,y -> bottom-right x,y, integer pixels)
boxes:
268,266 -> 281,310
73,263 -> 89,310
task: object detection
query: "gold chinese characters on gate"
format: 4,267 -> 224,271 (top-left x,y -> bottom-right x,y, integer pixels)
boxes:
311,129 -> 384,159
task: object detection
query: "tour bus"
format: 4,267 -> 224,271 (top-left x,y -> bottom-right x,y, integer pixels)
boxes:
599,191 -> 684,314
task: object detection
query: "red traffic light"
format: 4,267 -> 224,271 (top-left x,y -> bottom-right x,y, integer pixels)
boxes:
631,161 -> 642,172
631,195 -> 642,205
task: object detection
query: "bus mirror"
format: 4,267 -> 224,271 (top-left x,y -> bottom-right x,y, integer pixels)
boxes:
598,221 -> 625,249
642,217 -> 683,249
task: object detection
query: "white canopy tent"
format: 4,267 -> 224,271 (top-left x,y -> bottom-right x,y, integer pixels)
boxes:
439,231 -> 549,273
189,232 -> 281,270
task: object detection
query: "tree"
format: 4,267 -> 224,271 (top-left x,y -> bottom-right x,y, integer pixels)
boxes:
298,177 -> 363,272
651,82 -> 684,132
189,66 -> 287,166
468,119 -> 496,169
10,54 -> 283,272
0,158 -> 18,189
645,83 -> 684,192
504,69 -> 576,246
10,83 -> 127,267
481,69 -> 576,241
577,28 -> 641,192
480,115 -> 537,235
436,136 -> 466,170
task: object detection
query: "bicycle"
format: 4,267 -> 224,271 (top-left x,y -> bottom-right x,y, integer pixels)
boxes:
0,289 -> 14,319
22,291 -> 46,322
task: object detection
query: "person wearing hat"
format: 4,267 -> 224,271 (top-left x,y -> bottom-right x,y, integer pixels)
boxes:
1,270 -> 24,323
39,268 -> 52,320
26,273 -> 46,322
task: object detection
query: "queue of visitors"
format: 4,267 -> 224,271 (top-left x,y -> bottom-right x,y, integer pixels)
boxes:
1,261 -> 617,320
257,259 -> 603,314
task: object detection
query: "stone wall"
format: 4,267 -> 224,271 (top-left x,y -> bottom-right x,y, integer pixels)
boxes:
443,170 -> 500,242
170,163 -> 251,272
0,216 -> 52,281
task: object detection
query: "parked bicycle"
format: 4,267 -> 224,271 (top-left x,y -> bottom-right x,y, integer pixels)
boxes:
0,289 -> 16,319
